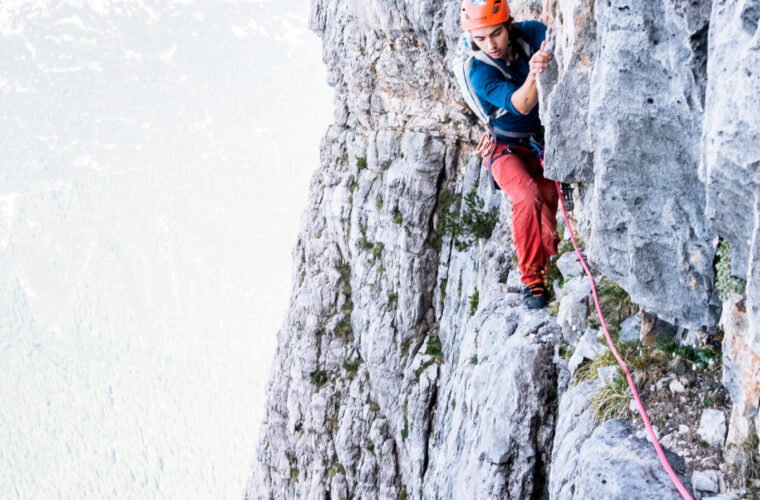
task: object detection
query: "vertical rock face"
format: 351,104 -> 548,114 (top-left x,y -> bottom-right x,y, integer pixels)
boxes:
702,0 -> 760,354
701,0 -> 760,441
542,0 -> 717,332
248,0 -> 760,498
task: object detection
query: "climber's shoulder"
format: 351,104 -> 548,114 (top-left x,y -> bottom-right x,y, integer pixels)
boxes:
514,20 -> 547,50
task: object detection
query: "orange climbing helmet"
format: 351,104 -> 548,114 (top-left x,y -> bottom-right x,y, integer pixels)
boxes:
460,0 -> 511,31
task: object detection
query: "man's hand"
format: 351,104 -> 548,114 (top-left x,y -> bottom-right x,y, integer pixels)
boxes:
511,41 -> 552,114
529,41 -> 552,75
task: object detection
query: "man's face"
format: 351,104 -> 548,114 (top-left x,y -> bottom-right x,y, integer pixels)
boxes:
470,24 -> 509,60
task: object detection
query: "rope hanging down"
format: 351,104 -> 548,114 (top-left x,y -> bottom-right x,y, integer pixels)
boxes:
554,181 -> 693,500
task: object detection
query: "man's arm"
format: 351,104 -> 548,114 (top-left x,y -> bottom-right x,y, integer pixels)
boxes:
510,41 -> 552,115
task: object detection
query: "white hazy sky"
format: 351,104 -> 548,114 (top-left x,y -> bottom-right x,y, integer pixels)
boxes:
0,1 -> 332,498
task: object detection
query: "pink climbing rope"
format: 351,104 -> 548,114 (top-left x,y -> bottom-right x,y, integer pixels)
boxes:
554,181 -> 694,500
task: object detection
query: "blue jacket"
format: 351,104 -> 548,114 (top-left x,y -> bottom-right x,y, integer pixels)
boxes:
469,21 -> 547,136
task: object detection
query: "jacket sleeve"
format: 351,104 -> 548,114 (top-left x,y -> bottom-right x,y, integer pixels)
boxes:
469,63 -> 521,116
520,20 -> 547,52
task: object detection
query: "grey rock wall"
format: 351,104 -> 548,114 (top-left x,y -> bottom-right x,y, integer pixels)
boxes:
248,0 -> 760,498
702,0 -> 760,354
541,0 -> 718,332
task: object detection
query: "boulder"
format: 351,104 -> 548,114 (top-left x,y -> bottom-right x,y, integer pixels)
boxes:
557,251 -> 584,281
697,409 -> 727,448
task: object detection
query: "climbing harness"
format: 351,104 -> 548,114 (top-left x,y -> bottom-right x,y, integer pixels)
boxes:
556,181 -> 694,500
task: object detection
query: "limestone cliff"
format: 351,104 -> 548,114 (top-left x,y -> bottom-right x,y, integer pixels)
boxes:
246,0 -> 760,498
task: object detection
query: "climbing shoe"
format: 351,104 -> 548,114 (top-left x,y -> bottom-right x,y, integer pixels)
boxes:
522,282 -> 547,310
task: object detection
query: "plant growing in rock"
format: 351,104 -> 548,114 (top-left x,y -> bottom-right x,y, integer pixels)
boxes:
414,334 -> 444,382
430,188 -> 461,252
400,337 -> 414,358
468,288 -> 479,316
358,233 -> 373,250
424,335 -> 444,361
309,370 -> 330,388
397,486 -> 408,500
342,358 -> 362,378
372,242 -> 384,262
730,431 -> 760,487
458,189 -> 499,245
430,187 -> 499,252
335,264 -> 354,342
355,156 -> 367,169
401,405 -> 409,442
657,339 -> 722,370
591,375 -> 631,423
573,342 -> 668,386
585,278 -> 638,337
548,300 -> 560,317
327,462 -> 346,479
558,339 -> 574,360
715,240 -> 746,301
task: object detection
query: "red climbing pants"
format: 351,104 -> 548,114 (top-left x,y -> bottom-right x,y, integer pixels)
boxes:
490,142 -> 559,285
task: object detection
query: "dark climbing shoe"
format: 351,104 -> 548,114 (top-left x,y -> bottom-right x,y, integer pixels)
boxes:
522,282 -> 547,309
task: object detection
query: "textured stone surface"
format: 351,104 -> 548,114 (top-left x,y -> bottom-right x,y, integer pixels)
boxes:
557,276 -> 592,344
619,313 -> 641,343
702,0 -> 760,356
550,385 -> 686,500
573,420 -> 686,499
698,409 -> 727,448
720,294 -> 760,446
568,328 -> 607,374
597,365 -> 620,385
548,381 -> 600,499
556,251 -> 584,281
692,469 -> 719,495
542,0 -> 719,332
422,307 -> 558,499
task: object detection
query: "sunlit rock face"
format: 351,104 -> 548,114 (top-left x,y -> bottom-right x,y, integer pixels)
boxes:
248,0 -> 760,498
541,0 -> 717,333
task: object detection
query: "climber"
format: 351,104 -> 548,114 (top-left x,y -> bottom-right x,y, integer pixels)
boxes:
459,0 -> 558,309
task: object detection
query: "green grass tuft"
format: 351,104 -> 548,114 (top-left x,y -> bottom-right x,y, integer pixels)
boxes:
585,278 -> 638,338
424,335 -> 444,363
372,242 -> 384,262
359,234 -> 373,250
342,358 -> 362,375
591,375 -> 631,423
309,370 -> 330,388
469,288 -> 479,316
392,210 -> 403,225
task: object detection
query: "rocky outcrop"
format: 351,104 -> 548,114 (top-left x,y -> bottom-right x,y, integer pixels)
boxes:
541,0 -> 717,333
247,0 -> 760,498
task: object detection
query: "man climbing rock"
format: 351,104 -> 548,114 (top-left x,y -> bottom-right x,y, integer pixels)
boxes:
459,0 -> 559,309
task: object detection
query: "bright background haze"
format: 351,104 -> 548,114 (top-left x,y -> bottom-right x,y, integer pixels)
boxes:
0,0 -> 332,498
